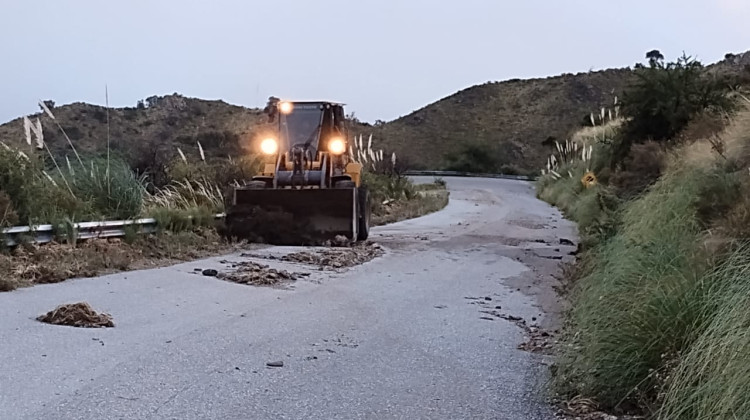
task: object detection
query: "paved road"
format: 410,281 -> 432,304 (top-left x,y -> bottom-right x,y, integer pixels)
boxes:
0,177 -> 576,420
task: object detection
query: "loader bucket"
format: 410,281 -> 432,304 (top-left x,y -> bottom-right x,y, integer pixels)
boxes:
222,188 -> 358,245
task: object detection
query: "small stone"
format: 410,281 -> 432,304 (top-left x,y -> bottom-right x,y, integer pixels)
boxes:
202,269 -> 219,277
266,361 -> 284,368
484,297 -> 492,301
495,306 -> 502,309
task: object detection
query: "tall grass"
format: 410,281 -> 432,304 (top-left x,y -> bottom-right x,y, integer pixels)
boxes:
553,166 -> 733,411
146,179 -> 224,212
658,243 -> 750,419
67,158 -> 146,220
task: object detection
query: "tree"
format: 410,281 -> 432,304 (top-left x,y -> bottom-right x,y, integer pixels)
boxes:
145,96 -> 160,108
646,49 -> 664,66
616,52 -> 737,165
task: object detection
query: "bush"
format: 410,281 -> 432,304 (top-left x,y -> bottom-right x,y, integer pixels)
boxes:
0,147 -> 38,222
363,172 -> 416,215
443,143 -> 514,173
610,141 -> 667,199
0,191 -> 19,227
149,206 -> 217,233
617,53 -> 737,164
68,158 -> 147,220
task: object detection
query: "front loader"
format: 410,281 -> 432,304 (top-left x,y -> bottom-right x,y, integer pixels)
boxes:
223,98 -> 370,245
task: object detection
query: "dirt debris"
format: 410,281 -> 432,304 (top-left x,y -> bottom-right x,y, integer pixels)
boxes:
2,229 -> 243,292
217,261 -> 307,286
37,302 -> 114,328
553,395 -> 645,420
472,300 -> 557,355
325,235 -> 351,247
279,242 -> 384,269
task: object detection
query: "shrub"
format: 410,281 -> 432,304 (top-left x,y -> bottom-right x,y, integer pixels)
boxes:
622,53 -> 736,141
0,190 -> 19,227
67,158 -> 147,220
149,206 -> 217,233
610,141 -> 667,199
0,147 -> 38,222
443,143 -> 510,173
617,52 -> 738,163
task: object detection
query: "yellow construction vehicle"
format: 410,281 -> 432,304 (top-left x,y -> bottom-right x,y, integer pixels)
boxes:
222,98 -> 370,245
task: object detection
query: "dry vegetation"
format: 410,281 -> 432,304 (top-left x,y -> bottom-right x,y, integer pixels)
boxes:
280,242 -> 385,269
0,230 -> 237,292
37,302 -> 114,328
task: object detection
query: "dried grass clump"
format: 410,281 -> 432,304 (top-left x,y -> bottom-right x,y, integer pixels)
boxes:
218,261 -> 303,286
281,242 -> 384,269
37,302 -> 114,328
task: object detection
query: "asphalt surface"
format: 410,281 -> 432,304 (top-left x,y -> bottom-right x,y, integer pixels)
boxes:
0,177 -> 576,420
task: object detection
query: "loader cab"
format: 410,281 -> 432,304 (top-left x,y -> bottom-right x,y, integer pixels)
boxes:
255,99 -> 357,189
276,101 -> 347,157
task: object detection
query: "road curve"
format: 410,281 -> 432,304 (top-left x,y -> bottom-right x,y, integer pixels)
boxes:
0,177 -> 576,420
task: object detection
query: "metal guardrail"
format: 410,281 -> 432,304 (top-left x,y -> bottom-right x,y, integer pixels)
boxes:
2,214 -> 225,247
404,170 -> 535,181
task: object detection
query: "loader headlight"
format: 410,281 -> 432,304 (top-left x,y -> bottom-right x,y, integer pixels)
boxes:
328,137 -> 346,155
279,101 -> 294,114
260,138 -> 278,155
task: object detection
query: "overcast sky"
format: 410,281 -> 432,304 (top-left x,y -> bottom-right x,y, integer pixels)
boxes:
1,0 -> 748,124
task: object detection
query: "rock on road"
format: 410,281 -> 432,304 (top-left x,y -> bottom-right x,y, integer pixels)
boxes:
0,177 -> 576,420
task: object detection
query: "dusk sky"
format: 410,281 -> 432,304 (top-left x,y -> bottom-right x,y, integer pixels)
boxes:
1,0 -> 748,124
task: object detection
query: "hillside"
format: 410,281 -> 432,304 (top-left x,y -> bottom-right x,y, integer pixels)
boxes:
355,68 -> 635,172
0,95 -> 273,185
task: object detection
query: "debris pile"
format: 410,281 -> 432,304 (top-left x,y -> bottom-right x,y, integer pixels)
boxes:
324,235 -> 351,247
517,324 -> 554,354
37,302 -> 114,328
553,395 -> 638,419
281,242 -> 384,269
218,262 -> 306,286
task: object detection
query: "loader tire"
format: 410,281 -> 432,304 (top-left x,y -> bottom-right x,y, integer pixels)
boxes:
357,186 -> 370,241
334,180 -> 356,189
